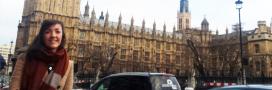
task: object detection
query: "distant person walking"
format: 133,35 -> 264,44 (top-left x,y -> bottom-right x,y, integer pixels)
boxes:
10,20 -> 73,90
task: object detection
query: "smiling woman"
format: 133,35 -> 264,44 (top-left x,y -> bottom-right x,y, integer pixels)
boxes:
10,20 -> 74,90
44,23 -> 63,52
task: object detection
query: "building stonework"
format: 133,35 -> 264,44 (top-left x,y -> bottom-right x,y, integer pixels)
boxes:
247,21 -> 272,77
15,0 -> 272,79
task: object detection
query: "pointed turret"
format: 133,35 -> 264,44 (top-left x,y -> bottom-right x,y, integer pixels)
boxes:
105,11 -> 109,21
152,21 -> 156,38
130,16 -> 134,26
90,8 -> 96,25
141,19 -> 145,36
118,13 -> 122,23
142,19 -> 145,30
163,23 -> 166,32
226,27 -> 229,34
117,14 -> 122,30
173,25 -> 176,39
104,11 -> 109,28
130,16 -> 134,35
83,1 -> 90,18
153,21 -> 156,31
225,27 -> 229,39
163,23 -> 166,38
216,29 -> 219,35
201,17 -> 209,31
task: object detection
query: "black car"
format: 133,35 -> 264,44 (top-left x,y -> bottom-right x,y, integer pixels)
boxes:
90,72 -> 181,90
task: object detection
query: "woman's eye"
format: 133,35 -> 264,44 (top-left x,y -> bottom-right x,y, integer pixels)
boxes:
45,31 -> 50,34
56,30 -> 61,34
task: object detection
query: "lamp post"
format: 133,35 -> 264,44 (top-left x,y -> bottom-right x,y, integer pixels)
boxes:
235,0 -> 246,84
8,41 -> 13,75
6,41 -> 13,76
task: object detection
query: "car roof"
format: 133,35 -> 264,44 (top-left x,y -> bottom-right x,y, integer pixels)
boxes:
108,72 -> 174,77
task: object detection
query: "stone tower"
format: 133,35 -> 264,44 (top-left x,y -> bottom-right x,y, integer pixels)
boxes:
177,0 -> 191,32
16,0 -> 81,50
247,21 -> 272,77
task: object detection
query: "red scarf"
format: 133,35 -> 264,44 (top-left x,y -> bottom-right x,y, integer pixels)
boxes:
21,48 -> 69,90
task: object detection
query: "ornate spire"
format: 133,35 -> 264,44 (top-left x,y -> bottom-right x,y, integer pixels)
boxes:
129,16 -> 135,36
226,27 -> 229,34
216,29 -> 219,35
104,11 -> 109,28
130,16 -> 134,26
163,23 -> 166,32
141,19 -> 145,36
153,21 -> 156,31
83,1 -> 90,17
91,8 -> 96,18
142,19 -> 145,29
173,25 -> 176,39
117,13 -> 122,30
225,27 -> 229,39
118,13 -> 122,22
163,23 -> 166,38
173,25 -> 176,32
152,21 -> 156,38
180,0 -> 189,13
105,11 -> 109,20
90,8 -> 96,25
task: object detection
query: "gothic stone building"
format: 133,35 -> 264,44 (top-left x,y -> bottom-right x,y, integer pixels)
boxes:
15,0 -> 272,81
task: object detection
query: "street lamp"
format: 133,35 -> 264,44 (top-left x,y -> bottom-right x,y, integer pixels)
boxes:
8,41 -> 13,75
235,0 -> 246,84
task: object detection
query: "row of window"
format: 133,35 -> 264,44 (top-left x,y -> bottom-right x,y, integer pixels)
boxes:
79,31 -> 183,50
179,18 -> 190,29
254,61 -> 272,72
120,49 -> 183,64
78,47 -> 185,64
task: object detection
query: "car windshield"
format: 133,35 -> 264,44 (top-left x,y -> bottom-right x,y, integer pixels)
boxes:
150,75 -> 181,90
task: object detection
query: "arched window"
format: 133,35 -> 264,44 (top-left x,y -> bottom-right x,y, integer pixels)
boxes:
179,19 -> 182,29
186,19 -> 189,29
255,44 -> 260,53
256,61 -> 261,71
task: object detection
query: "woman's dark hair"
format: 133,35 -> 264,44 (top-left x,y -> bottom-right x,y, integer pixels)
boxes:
26,19 -> 66,59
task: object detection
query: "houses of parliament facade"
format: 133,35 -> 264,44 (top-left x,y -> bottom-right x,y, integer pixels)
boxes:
15,0 -> 272,81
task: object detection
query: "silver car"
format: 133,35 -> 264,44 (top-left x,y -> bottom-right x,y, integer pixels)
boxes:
209,85 -> 272,90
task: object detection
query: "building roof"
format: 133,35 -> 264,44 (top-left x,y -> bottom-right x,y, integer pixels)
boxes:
201,18 -> 209,25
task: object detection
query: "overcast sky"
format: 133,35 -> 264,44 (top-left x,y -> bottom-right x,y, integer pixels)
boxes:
1,0 -> 272,44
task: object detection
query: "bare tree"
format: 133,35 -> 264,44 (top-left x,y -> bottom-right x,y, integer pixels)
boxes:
187,39 -> 206,77
211,39 -> 240,77
86,42 -> 119,82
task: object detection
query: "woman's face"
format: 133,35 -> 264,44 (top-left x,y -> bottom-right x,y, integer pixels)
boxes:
44,24 -> 63,50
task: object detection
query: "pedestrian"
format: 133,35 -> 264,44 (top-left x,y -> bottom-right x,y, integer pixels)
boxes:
10,19 -> 73,90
